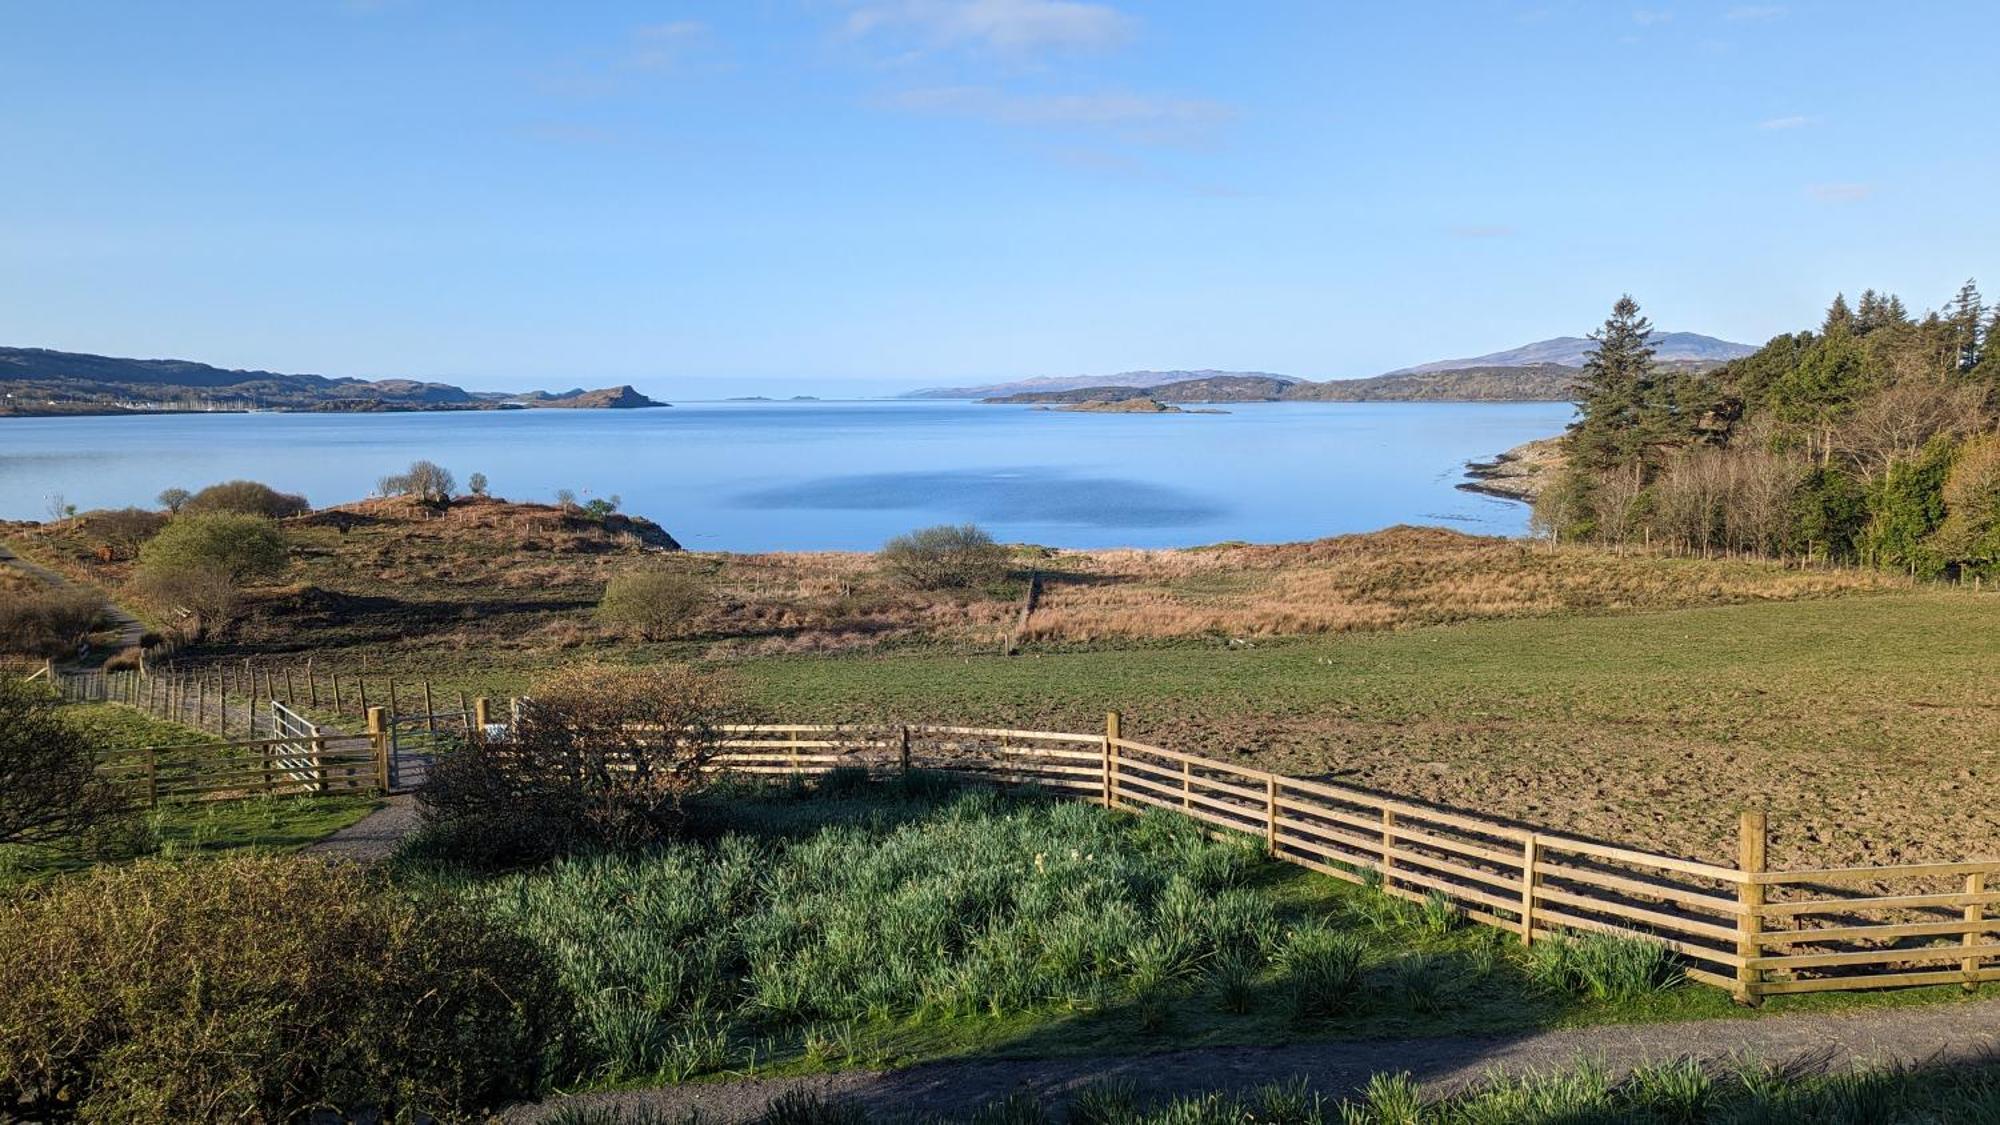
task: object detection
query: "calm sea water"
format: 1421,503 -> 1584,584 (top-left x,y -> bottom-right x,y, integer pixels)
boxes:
0,401 -> 1570,551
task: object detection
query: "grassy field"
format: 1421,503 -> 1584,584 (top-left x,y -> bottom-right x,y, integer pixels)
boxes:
728,591 -> 2000,871
0,703 -> 379,887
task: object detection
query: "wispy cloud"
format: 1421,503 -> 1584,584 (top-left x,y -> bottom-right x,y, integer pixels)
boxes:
845,0 -> 1133,55
881,85 -> 1230,143
1631,8 -> 1674,25
1757,114 -> 1813,130
1808,183 -> 1873,204
1725,4 -> 1787,20
1448,224 -> 1517,239
627,20 -> 710,72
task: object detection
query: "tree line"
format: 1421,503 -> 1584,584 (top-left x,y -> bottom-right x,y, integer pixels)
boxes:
1537,280 -> 2000,577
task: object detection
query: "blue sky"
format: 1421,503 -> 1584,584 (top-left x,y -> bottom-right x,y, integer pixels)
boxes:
2,1 -> 1993,396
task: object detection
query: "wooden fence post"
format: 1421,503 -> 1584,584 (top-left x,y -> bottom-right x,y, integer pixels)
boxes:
1182,759 -> 1192,809
357,677 -> 369,716
1736,810 -> 1767,1007
1102,711 -> 1121,808
899,725 -> 912,774
145,746 -> 159,807
1264,776 -> 1278,857
1381,808 -> 1397,892
308,661 -> 319,708
473,697 -> 492,742
423,681 -> 437,738
1967,872 -> 1988,993
367,707 -> 389,794
1519,833 -> 1539,946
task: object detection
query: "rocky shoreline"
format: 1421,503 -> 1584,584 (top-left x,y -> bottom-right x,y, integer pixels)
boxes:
1459,436 -> 1563,502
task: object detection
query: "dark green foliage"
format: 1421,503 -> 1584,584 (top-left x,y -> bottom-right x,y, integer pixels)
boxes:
0,855 -> 565,1123
1524,933 -> 1681,1003
1552,282 -> 1998,571
0,680 -> 122,848
1860,436 -> 1956,574
1568,296 -> 1676,469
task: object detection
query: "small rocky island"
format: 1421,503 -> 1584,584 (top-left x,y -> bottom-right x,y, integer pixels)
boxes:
1033,398 -> 1228,415
1461,436 -> 1564,501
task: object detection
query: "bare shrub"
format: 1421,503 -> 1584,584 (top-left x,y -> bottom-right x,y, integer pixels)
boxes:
155,486 -> 192,514
0,679 -> 124,848
415,663 -> 740,866
380,459 -> 457,506
84,506 -> 168,558
0,855 -> 565,1122
182,479 -> 310,519
597,567 -> 710,641
879,523 -> 1010,589
0,586 -> 105,658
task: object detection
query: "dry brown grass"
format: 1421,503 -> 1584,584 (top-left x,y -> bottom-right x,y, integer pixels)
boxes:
1021,526 -> 1905,643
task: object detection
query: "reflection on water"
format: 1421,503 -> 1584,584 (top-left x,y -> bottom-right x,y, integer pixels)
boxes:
738,468 -> 1226,528
0,400 -> 1572,551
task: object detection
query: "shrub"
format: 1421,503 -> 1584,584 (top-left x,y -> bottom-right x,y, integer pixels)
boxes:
182,479 -> 309,519
0,585 -> 105,657
0,855 -> 565,1123
878,523 -> 1010,590
415,663 -> 740,866
380,459 -> 457,505
597,567 -> 710,641
468,471 -> 489,496
85,506 -> 168,557
0,679 -> 123,848
155,486 -> 191,514
132,513 -> 287,635
136,512 -> 288,583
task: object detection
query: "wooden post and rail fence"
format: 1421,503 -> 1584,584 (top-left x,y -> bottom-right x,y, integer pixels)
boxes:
34,664 -> 2000,1006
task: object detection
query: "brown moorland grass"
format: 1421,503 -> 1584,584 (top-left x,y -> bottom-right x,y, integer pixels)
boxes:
9,499 -> 1908,667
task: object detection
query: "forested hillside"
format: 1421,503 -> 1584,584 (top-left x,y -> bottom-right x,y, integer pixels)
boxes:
1536,283 -> 2000,576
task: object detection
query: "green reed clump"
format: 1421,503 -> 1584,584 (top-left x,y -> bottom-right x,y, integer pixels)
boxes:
451,786 -> 1276,1083
1524,933 -> 1683,1003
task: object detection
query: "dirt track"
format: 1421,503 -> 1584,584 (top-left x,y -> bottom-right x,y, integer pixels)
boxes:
506,996 -> 2000,1122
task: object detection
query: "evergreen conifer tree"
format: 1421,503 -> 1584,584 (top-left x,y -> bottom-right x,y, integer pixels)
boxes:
1569,295 -> 1661,468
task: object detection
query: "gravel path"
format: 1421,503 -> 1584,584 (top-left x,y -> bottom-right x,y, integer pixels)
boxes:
507,996 -> 2000,1122
304,794 -> 420,862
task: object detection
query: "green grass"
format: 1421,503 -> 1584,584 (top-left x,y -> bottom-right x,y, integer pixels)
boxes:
409,778 -> 1993,1095
0,703 -> 379,888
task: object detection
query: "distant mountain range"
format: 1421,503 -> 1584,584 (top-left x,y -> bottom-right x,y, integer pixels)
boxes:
912,333 -> 1756,404
0,347 -> 666,416
1384,332 -> 1756,375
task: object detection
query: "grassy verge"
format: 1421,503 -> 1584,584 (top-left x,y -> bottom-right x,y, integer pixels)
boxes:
410,778 -> 1992,1095
0,703 -> 380,888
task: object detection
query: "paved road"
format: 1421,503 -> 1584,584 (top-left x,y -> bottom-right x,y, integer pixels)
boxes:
0,538 -> 146,651
506,995 -> 2000,1122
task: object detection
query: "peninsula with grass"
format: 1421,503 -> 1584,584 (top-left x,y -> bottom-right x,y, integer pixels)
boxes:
0,346 -> 667,416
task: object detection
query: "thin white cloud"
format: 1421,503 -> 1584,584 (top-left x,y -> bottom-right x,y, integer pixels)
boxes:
1808,183 -> 1873,203
846,0 -> 1133,54
1632,8 -> 1674,25
1758,114 -> 1813,130
1726,4 -> 1787,19
627,20 -> 709,71
1449,224 -> 1517,239
882,85 -> 1230,144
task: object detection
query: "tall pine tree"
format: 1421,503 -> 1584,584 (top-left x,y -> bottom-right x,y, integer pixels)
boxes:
1947,278 -> 1985,372
1822,292 -> 1855,335
1569,295 -> 1662,469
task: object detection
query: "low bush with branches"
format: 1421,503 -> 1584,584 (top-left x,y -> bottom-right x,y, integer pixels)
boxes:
0,680 -> 125,851
380,459 -> 457,506
415,663 -> 741,866
596,566 -> 710,641
182,479 -> 310,519
0,855 -> 566,1122
878,523 -> 1011,590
